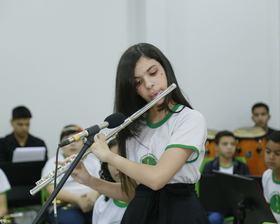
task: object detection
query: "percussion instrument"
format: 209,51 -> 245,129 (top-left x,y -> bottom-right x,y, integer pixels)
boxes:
204,129 -> 219,158
233,127 -> 267,176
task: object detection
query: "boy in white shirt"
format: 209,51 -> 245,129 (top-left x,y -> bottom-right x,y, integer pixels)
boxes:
262,131 -> 280,223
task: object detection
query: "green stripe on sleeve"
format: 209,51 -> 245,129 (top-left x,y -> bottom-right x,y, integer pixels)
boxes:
166,144 -> 199,163
113,199 -> 129,208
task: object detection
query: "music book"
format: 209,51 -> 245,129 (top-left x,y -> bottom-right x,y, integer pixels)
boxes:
12,147 -> 46,162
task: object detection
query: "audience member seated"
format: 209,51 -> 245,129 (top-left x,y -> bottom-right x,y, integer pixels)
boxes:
92,138 -> 129,224
0,168 -> 11,218
202,130 -> 250,224
42,124 -> 101,224
0,105 -> 48,163
262,131 -> 280,223
251,102 -> 277,138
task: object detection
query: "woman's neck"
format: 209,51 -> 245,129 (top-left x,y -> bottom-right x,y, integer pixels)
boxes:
148,108 -> 167,123
148,102 -> 176,123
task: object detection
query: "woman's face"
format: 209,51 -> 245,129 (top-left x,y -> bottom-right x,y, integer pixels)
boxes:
134,57 -> 168,104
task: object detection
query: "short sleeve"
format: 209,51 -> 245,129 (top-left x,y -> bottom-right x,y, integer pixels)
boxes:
166,109 -> 207,162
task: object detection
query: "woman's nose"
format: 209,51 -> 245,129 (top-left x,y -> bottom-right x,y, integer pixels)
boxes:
144,78 -> 154,89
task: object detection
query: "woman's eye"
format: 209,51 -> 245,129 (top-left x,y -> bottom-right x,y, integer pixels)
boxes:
135,80 -> 141,86
150,70 -> 158,76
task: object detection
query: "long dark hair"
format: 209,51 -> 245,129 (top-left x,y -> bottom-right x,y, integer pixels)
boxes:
114,43 -> 192,195
99,139 -> 118,201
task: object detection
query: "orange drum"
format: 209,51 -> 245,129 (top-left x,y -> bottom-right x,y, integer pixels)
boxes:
233,127 -> 267,176
204,129 -> 219,158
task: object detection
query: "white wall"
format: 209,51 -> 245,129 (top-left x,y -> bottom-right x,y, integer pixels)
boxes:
1,0 -> 279,158
145,0 -> 280,130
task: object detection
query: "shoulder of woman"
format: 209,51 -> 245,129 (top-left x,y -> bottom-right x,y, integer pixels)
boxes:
181,108 -> 207,127
179,106 -> 205,119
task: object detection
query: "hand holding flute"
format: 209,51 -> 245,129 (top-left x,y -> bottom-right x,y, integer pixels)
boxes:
59,133 -> 110,186
30,83 -> 176,196
32,43 -> 209,224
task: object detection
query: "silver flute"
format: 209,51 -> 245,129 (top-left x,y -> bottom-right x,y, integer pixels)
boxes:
30,83 -> 177,196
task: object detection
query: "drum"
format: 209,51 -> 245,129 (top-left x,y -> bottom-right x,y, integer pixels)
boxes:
233,127 -> 267,176
204,129 -> 219,158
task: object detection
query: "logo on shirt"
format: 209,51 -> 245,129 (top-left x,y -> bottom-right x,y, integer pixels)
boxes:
140,153 -> 158,165
270,194 -> 280,214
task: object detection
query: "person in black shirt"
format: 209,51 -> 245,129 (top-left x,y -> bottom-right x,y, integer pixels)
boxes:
0,106 -> 48,162
251,102 -> 277,138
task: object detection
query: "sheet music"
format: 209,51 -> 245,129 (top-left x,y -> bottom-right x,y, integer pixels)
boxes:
12,147 -> 46,162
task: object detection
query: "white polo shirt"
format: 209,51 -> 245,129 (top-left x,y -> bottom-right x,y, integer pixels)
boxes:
42,151 -> 101,195
126,104 -> 207,184
262,169 -> 280,223
92,195 -> 128,224
0,168 -> 11,194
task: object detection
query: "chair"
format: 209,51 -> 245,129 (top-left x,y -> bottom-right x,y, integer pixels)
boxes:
196,156 -> 247,196
195,157 -> 214,196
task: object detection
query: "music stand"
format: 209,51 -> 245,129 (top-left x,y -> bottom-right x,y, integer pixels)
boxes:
0,161 -> 45,207
199,174 -> 232,213
213,170 -> 277,224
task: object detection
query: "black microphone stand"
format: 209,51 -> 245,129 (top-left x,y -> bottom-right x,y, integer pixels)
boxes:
32,135 -> 96,224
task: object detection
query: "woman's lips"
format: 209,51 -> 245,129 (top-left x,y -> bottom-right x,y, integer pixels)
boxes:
151,91 -> 162,99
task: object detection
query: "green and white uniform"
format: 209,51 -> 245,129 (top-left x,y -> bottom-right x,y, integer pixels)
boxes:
42,152 -> 100,195
92,195 -> 128,224
262,169 -> 280,223
121,104 -> 210,224
126,104 -> 207,184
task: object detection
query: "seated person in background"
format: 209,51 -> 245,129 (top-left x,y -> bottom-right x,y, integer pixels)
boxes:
202,130 -> 250,224
0,105 -> 48,162
0,168 -> 11,218
262,131 -> 280,224
252,102 -> 276,138
92,138 -> 128,224
42,124 -> 100,224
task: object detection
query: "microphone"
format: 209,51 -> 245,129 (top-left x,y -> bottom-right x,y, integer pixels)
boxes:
58,112 -> 125,147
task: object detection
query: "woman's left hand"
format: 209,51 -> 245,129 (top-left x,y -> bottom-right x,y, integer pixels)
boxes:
81,190 -> 100,207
